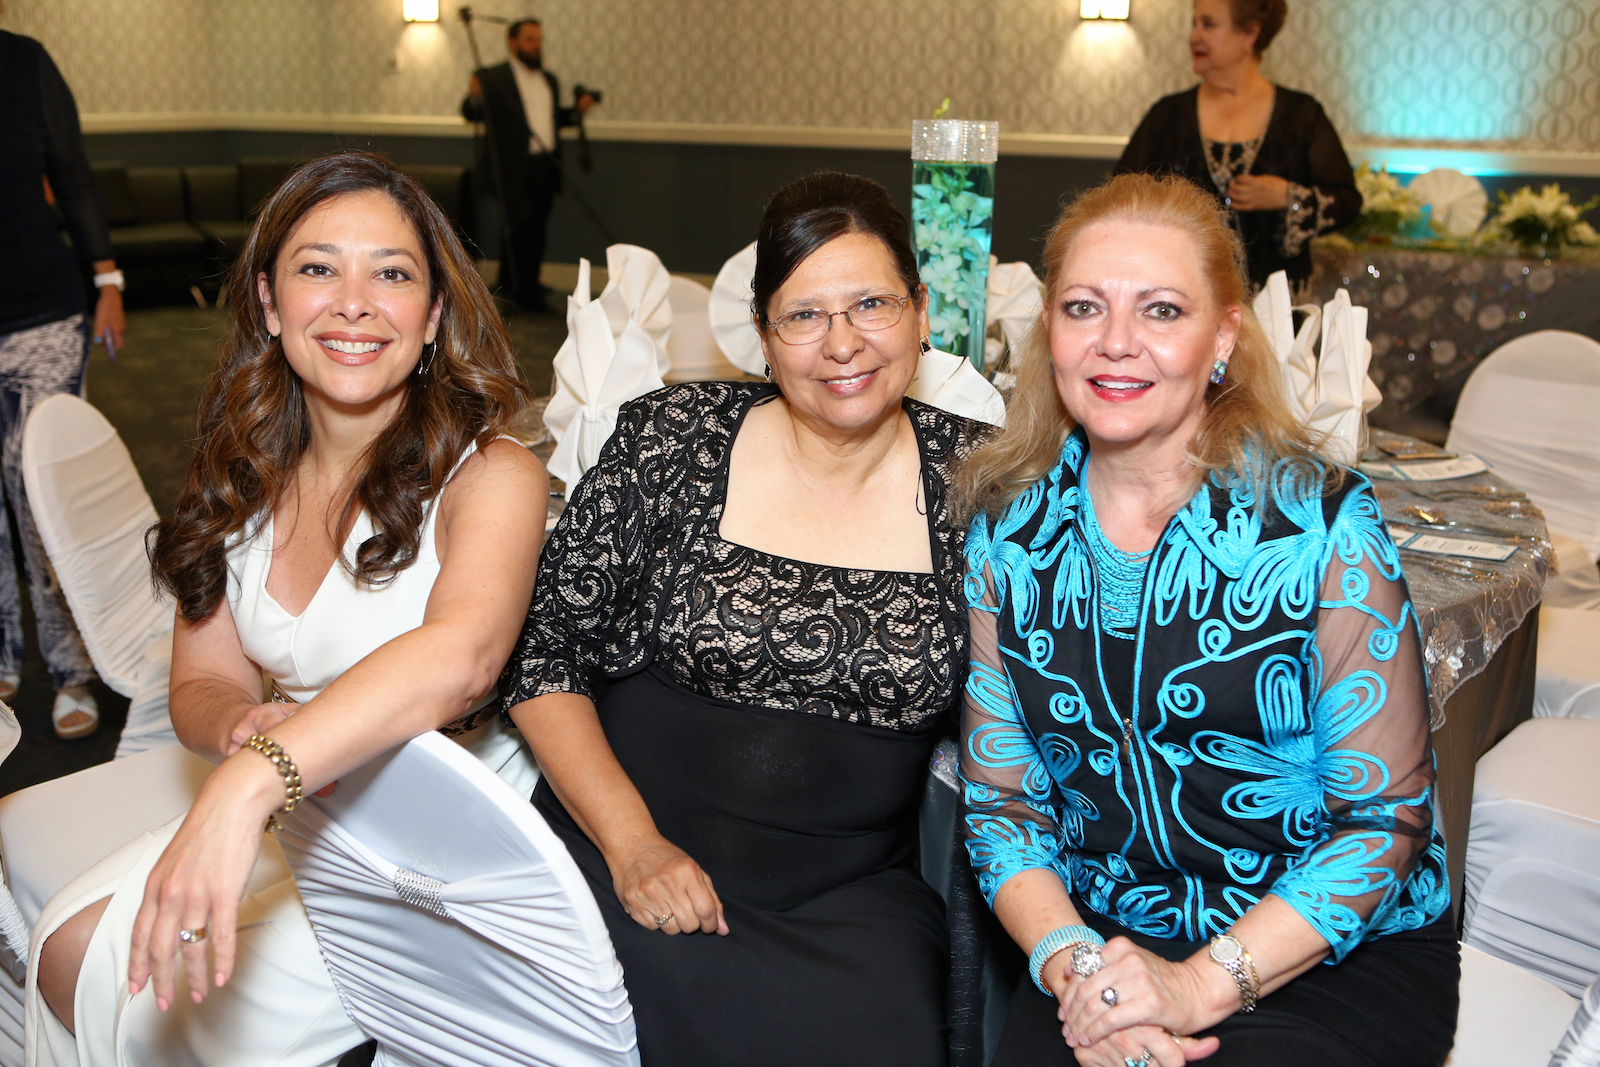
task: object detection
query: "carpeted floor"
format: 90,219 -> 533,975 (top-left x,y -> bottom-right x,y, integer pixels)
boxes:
0,302 -> 566,799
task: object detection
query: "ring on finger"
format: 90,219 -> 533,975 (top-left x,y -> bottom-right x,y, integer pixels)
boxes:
1123,1049 -> 1153,1067
1101,986 -> 1119,1007
653,912 -> 674,927
177,926 -> 207,943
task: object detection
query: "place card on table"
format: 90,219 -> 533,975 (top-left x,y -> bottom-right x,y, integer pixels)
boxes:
1390,454 -> 1491,481
1389,526 -> 1517,561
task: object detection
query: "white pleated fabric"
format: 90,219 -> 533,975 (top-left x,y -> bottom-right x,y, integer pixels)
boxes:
596,245 -> 673,377
1447,331 -> 1600,560
1308,289 -> 1382,466
1463,718 -> 1600,998
1550,970 -> 1600,1067
1251,270 -> 1319,423
20,395 -> 176,751
707,242 -> 764,377
984,259 -> 1043,369
906,349 -> 1006,427
273,732 -> 636,1067
1446,944 -> 1577,1067
663,276 -> 724,380
1534,609 -> 1600,721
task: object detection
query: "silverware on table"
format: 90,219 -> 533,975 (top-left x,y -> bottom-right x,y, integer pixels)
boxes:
1400,550 -> 1501,582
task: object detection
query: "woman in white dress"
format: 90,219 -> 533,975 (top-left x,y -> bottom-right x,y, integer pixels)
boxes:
26,151 -> 548,1066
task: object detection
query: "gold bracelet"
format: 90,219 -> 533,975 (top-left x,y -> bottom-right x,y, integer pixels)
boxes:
243,734 -> 304,813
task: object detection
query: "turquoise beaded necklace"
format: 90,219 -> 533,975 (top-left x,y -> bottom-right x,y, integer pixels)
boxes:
1078,479 -> 1153,641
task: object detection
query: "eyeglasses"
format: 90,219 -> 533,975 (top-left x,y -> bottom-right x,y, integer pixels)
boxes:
765,292 -> 914,346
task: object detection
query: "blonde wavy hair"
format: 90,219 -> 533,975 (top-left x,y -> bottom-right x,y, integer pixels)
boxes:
955,172 -> 1337,520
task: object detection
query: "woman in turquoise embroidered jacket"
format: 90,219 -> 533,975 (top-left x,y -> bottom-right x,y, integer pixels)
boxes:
953,174 -> 1455,1067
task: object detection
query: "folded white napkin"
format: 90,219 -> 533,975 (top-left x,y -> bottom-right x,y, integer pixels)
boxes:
708,241 -> 765,376
1251,271 -> 1319,422
985,258 -> 1044,368
1308,288 -> 1381,466
908,348 -> 1007,427
596,244 -> 673,376
545,258 -> 665,487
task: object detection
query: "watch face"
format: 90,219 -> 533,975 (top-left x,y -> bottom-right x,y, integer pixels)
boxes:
1210,935 -> 1242,964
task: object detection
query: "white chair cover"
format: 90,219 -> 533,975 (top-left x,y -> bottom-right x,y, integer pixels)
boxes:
907,349 -> 1006,426
1408,169 -> 1490,238
1547,534 -> 1600,612
1551,969 -> 1600,1067
273,731 -> 638,1067
20,394 -> 177,751
1446,944 -> 1578,1067
663,276 -> 729,381
1464,717 -> 1600,997
0,701 -> 27,990
984,259 -> 1043,368
1534,609 -> 1600,720
597,245 -> 673,377
1447,331 -> 1600,560
707,242 -> 765,377
545,259 -> 665,489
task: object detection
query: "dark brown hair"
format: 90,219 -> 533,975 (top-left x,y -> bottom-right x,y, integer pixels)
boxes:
955,172 -> 1335,520
1228,0 -> 1287,54
750,171 -> 921,325
150,151 -> 530,622
507,17 -> 540,37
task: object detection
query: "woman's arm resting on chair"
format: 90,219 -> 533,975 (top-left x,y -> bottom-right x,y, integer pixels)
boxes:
509,692 -> 729,937
129,441 -> 548,1010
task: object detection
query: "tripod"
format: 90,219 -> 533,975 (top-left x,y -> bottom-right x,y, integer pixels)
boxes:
458,5 -> 616,301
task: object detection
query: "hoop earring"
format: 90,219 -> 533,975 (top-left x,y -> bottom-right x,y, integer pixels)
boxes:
1209,359 -> 1228,385
919,336 -> 932,354
417,342 -> 437,377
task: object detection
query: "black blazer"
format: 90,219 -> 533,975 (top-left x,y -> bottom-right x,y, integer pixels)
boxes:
1116,85 -> 1360,289
461,62 -> 580,216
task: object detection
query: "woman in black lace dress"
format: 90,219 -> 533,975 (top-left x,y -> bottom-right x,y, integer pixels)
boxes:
1116,0 -> 1360,295
501,172 -> 982,1067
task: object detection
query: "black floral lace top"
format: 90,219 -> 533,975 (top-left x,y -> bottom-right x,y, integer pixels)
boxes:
500,382 -> 984,732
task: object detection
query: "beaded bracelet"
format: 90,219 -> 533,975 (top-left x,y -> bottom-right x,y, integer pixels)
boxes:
1029,924 -> 1106,995
243,734 -> 304,814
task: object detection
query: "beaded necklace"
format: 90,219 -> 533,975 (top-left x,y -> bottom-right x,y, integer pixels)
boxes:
1078,482 -> 1153,641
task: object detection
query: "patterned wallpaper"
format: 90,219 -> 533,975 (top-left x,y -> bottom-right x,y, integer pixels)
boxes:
7,0 -> 1600,153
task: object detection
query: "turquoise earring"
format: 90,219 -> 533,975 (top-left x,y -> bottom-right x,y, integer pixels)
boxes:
1210,359 -> 1228,385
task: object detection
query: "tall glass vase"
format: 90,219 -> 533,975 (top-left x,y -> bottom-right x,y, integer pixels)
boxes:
911,119 -> 999,370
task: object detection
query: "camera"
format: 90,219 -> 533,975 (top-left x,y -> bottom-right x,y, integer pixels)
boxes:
573,83 -> 604,105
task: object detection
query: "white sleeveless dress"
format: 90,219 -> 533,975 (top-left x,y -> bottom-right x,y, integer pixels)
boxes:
24,440 -> 538,1066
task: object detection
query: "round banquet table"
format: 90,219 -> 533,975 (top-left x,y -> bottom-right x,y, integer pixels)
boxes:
1366,427 -> 1554,919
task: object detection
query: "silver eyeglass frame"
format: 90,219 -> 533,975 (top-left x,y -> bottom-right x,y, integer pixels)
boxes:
765,291 -> 915,346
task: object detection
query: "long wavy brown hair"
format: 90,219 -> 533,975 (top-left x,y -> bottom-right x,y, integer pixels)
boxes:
955,172 -> 1335,521
151,152 -> 530,622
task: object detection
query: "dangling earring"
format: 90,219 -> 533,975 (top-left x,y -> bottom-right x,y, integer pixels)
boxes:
919,336 -> 932,354
762,363 -> 773,382
417,342 -> 437,377
1209,358 -> 1228,385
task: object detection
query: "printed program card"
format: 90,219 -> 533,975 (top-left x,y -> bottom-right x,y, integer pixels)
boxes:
1392,455 -> 1491,482
1403,533 -> 1517,562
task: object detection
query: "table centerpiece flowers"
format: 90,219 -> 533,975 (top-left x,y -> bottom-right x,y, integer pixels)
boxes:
1352,163 -> 1424,241
1486,183 -> 1600,259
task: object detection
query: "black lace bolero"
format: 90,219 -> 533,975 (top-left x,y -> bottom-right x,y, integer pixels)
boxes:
500,382 -> 985,732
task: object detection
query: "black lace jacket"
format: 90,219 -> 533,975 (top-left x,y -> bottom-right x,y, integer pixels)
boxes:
500,381 -> 985,732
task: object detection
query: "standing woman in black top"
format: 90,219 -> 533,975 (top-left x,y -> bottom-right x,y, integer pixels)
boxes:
0,28 -> 116,738
1116,0 -> 1360,296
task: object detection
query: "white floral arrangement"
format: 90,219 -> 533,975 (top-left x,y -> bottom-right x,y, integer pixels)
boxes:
1353,164 -> 1423,236
1487,183 -> 1600,255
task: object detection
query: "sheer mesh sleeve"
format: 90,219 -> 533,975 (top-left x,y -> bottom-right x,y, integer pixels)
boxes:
499,404 -> 654,715
959,526 -> 1069,906
1267,485 -> 1442,962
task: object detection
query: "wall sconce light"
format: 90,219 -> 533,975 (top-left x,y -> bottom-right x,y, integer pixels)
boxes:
403,0 -> 439,21
1081,0 -> 1129,18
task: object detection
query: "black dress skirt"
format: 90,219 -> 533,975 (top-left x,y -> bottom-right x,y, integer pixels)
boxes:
536,668 -> 949,1067
991,907 -> 1459,1067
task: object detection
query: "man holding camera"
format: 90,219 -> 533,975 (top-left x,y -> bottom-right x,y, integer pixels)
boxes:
463,18 -> 595,311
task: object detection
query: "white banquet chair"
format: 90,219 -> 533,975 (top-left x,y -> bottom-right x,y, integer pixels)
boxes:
273,730 -> 638,1067
1551,968 -> 1600,1066
1462,717 -> 1600,998
664,276 -> 737,382
1446,331 -> 1600,561
21,394 -> 177,757
1446,944 -> 1578,1067
1534,608 -> 1600,720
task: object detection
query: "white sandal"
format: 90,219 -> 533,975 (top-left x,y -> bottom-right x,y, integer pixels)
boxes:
52,690 -> 99,740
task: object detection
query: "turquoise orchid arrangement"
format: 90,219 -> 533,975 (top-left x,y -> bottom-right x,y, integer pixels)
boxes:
911,162 -> 995,367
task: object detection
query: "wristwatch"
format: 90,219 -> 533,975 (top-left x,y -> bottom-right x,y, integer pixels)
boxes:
1207,933 -> 1259,1013
93,269 -> 125,292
